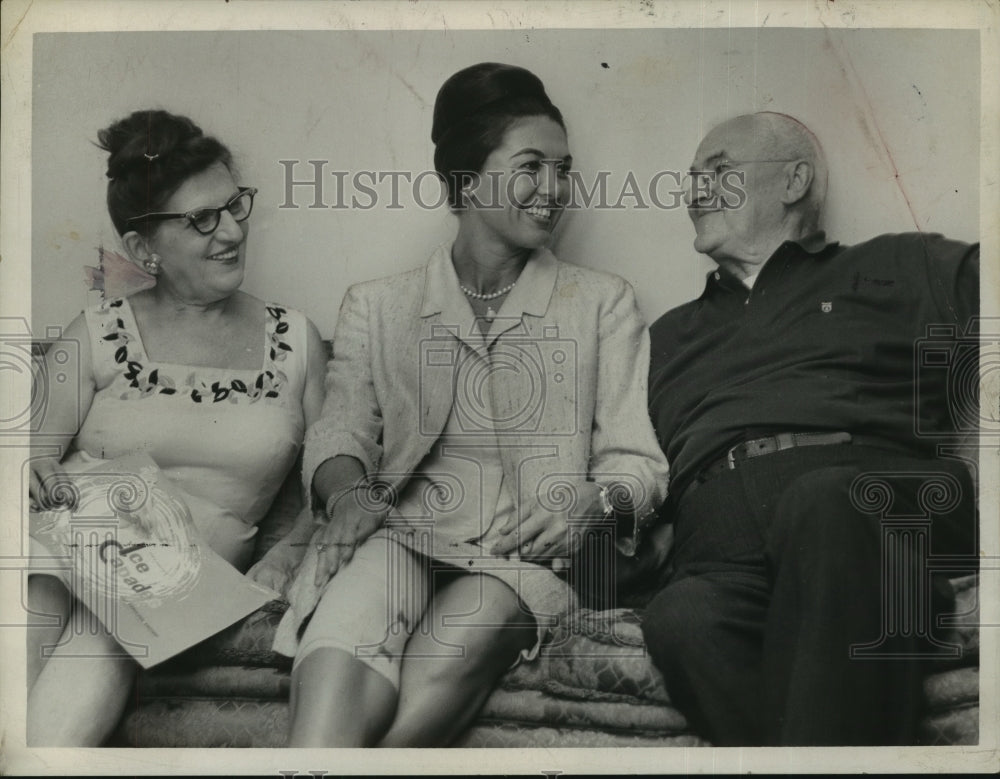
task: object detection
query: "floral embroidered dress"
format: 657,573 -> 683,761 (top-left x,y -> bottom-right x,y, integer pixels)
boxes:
62,297 -> 308,571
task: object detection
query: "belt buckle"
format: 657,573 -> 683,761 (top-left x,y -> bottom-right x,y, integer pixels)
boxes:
726,446 -> 738,469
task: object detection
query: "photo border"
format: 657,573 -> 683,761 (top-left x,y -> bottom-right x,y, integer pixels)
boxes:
2,0 -> 997,774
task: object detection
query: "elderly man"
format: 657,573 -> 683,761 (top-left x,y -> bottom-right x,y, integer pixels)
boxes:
642,112 -> 979,746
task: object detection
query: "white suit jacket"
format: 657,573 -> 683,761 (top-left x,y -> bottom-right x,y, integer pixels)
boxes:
303,243 -> 670,553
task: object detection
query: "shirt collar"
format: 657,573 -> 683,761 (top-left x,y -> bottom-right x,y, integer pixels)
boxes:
420,241 -> 558,320
700,231 -> 839,298
794,230 -> 836,255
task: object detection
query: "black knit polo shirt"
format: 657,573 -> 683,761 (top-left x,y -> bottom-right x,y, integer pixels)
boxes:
648,232 -> 980,497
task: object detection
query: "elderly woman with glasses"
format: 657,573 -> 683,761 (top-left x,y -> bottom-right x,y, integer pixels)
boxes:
27,109 -> 326,746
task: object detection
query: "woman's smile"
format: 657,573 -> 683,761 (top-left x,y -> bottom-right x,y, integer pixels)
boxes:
522,203 -> 558,225
206,245 -> 241,263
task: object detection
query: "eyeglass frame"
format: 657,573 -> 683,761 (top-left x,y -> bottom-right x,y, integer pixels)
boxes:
125,186 -> 258,235
688,158 -> 801,179
685,159 -> 803,210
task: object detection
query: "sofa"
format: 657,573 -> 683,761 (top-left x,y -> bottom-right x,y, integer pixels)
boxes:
109,452 -> 981,748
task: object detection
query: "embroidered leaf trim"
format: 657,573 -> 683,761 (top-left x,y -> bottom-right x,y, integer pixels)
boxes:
97,300 -> 293,403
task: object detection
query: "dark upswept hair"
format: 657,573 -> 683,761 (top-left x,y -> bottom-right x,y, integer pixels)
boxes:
431,63 -> 565,209
96,109 -> 235,236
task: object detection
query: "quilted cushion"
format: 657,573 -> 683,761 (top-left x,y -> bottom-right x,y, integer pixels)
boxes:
157,575 -> 979,696
478,687 -> 687,734
117,601 -> 697,747
503,609 -> 670,704
119,579 -> 980,747
155,602 -> 674,704
456,724 -> 709,748
122,601 -> 694,747
115,700 -> 288,748
924,667 -> 978,713
931,574 -> 979,664
156,600 -> 290,670
115,699 -> 709,749
918,666 -> 979,745
918,706 -> 979,746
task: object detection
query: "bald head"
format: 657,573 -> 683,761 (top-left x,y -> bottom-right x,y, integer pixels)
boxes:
745,112 -> 827,224
708,112 -> 827,226
687,112 -> 828,272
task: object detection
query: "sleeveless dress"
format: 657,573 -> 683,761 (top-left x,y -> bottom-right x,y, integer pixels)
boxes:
37,296 -> 308,573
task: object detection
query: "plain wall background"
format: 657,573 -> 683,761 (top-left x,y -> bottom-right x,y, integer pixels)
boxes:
31,28 -> 979,336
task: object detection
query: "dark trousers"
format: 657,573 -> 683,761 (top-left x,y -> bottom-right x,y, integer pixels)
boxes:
640,445 -> 977,746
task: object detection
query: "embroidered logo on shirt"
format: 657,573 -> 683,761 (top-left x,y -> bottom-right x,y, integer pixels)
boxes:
851,271 -> 897,291
821,301 -> 833,313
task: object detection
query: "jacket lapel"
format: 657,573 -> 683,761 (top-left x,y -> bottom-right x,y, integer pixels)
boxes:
413,244 -> 561,448
415,317 -> 460,442
482,247 -> 558,347
415,244 -> 472,442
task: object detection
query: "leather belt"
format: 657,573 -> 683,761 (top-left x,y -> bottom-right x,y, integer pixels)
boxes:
678,431 -> 857,504
701,431 -> 854,480
675,431 -> 928,507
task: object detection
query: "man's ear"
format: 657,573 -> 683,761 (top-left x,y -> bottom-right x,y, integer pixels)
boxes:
781,160 -> 814,207
121,231 -> 154,264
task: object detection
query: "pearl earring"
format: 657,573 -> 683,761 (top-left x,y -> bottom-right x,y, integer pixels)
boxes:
144,254 -> 161,275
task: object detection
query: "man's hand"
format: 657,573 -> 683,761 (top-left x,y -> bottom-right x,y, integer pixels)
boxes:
490,480 -> 604,567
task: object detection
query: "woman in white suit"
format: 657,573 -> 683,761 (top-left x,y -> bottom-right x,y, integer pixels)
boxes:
278,62 -> 670,746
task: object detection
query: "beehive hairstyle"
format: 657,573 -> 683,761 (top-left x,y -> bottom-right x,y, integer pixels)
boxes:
431,63 -> 565,208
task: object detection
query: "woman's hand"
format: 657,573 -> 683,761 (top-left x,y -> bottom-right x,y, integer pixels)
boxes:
28,457 -> 77,511
312,490 -> 388,587
246,537 -> 308,599
490,480 -> 604,566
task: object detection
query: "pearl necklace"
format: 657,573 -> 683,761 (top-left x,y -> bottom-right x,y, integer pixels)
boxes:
459,280 -> 516,300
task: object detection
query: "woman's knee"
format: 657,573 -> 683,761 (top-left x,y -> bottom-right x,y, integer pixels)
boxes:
425,575 -> 535,668
288,646 -> 397,747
